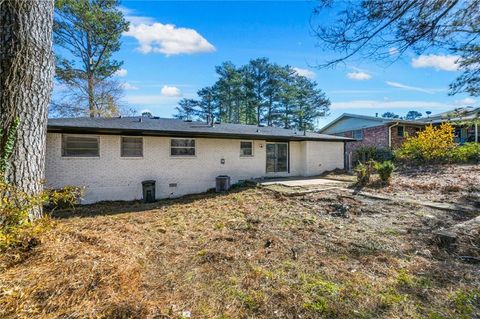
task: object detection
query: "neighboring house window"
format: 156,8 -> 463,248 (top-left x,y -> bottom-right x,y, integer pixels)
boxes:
170,138 -> 195,156
397,126 -> 405,137
62,134 -> 99,157
121,136 -> 143,157
240,141 -> 253,157
352,129 -> 363,140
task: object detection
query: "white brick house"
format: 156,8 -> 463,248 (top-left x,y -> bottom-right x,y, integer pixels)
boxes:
46,117 -> 350,203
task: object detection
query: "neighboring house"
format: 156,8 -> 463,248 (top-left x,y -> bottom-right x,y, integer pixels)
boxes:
46,116 -> 350,204
318,113 -> 426,155
421,107 -> 480,143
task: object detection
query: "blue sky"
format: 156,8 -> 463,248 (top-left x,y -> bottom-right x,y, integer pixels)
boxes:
110,0 -> 478,128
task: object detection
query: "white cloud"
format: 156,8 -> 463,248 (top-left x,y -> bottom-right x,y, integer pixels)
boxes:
293,67 -> 315,79
389,48 -> 399,56
161,85 -> 182,97
331,99 -> 451,110
346,72 -> 372,80
121,82 -> 138,90
454,97 -> 476,105
120,7 -> 154,25
386,81 -> 437,94
411,54 -> 460,71
124,22 -> 216,56
114,68 -> 128,77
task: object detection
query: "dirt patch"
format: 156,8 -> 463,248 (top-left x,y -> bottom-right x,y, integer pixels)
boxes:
1,187 -> 479,318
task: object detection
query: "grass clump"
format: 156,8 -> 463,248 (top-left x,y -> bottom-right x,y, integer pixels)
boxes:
449,290 -> 479,318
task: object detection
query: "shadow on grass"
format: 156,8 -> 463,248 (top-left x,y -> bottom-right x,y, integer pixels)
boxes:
51,185 -> 256,219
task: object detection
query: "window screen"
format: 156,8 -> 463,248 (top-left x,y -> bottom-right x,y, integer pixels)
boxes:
62,134 -> 99,157
240,141 -> 253,156
121,137 -> 143,157
170,139 -> 195,156
352,129 -> 363,140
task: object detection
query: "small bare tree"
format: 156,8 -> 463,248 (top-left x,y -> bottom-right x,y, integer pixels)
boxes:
51,78 -> 135,117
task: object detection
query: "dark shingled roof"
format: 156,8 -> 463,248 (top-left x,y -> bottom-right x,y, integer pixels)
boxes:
47,117 -> 351,142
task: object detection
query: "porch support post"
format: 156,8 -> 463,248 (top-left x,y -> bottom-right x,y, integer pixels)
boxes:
475,122 -> 478,143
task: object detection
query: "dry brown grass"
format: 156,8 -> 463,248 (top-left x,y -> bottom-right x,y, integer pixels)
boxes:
1,186 -> 479,318
373,164 -> 480,207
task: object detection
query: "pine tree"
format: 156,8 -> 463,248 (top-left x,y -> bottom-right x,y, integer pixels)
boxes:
53,0 -> 129,117
174,99 -> 199,121
173,59 -> 330,130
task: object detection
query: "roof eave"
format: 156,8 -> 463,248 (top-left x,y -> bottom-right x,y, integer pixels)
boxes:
47,125 -> 353,142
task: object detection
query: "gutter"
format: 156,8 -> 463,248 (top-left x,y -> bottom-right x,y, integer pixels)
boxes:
387,122 -> 399,149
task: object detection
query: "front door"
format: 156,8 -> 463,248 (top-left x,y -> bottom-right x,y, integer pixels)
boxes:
266,142 -> 288,173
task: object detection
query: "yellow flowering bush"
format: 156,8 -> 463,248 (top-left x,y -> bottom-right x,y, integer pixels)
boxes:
396,123 -> 455,162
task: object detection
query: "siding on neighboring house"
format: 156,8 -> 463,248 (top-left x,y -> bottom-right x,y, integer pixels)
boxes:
321,117 -> 386,135
45,133 -> 344,203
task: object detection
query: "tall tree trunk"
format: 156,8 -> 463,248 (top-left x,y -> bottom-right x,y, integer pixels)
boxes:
0,0 -> 55,220
88,72 -> 95,117
267,95 -> 273,126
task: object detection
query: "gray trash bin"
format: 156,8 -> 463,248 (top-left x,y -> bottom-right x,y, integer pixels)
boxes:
142,180 -> 156,203
215,175 -> 231,192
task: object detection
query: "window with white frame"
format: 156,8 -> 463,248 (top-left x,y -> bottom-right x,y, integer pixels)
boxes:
352,129 -> 363,140
121,136 -> 143,157
62,134 -> 99,157
240,141 -> 253,157
170,139 -> 195,156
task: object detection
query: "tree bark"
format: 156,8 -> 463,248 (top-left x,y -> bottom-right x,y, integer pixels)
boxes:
88,72 -> 95,117
0,0 -> 55,220
86,31 -> 95,118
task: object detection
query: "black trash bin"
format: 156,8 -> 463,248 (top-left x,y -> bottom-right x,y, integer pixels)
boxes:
215,175 -> 231,192
142,180 -> 156,203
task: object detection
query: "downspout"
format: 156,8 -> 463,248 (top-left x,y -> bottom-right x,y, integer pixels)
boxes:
388,122 -> 399,149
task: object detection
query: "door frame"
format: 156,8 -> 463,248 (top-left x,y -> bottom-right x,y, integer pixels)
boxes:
265,141 -> 289,174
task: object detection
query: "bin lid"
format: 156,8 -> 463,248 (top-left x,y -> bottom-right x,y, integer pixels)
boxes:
142,180 -> 156,185
216,175 -> 230,179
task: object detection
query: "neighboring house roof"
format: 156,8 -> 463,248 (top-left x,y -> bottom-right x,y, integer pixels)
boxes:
319,113 -> 427,134
420,107 -> 480,123
48,117 -> 352,142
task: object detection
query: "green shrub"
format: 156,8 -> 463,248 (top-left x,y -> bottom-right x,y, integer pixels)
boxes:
374,161 -> 395,183
354,146 -> 393,164
449,143 -> 480,163
45,185 -> 84,209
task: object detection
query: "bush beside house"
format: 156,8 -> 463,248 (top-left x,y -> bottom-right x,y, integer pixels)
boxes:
396,123 -> 480,163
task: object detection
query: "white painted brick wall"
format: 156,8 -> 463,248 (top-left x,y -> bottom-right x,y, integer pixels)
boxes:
45,133 -> 344,203
304,141 -> 345,175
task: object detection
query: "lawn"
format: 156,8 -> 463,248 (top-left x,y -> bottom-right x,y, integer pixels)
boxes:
1,167 -> 479,318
